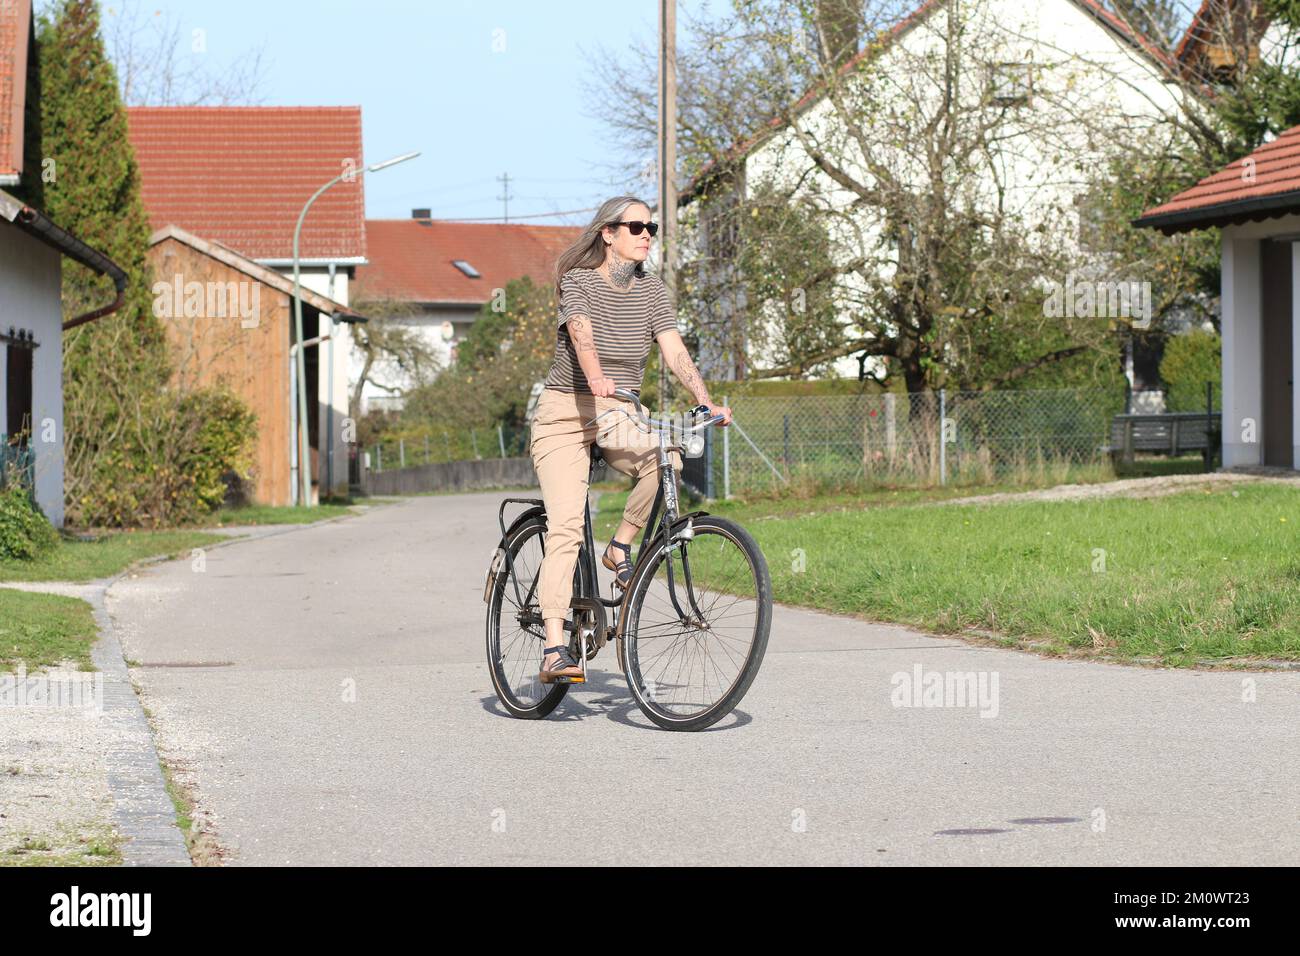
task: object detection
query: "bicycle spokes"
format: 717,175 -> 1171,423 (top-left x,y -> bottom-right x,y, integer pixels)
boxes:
623,520 -> 769,725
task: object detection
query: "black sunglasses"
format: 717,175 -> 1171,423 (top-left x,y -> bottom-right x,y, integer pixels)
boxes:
611,220 -> 659,237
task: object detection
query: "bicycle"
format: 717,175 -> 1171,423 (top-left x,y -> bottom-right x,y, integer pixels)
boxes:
484,387 -> 772,731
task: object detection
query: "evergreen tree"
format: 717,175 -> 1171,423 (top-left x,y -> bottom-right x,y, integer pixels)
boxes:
37,0 -> 172,523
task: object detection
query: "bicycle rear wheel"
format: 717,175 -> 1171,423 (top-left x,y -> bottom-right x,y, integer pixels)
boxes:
620,516 -> 771,731
486,516 -> 575,719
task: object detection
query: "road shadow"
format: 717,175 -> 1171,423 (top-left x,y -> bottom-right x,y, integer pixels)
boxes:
478,665 -> 754,732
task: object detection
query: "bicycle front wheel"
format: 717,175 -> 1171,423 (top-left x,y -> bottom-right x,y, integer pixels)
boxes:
621,516 -> 771,731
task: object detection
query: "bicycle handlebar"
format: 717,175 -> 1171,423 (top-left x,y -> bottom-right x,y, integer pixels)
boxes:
607,386 -> 727,434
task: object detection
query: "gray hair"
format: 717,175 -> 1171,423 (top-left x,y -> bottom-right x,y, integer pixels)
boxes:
553,195 -> 652,297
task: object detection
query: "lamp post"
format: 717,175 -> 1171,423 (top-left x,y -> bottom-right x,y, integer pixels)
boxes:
292,150 -> 420,506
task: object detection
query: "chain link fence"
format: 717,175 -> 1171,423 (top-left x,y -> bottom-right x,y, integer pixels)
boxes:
0,437 -> 36,493
683,389 -> 1125,497
367,424 -> 530,473
366,389 -> 1126,493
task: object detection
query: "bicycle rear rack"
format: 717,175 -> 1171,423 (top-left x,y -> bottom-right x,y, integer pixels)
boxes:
494,497 -> 544,610
493,496 -> 611,648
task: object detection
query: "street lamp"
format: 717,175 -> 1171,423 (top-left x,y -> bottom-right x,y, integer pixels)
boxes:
291,150 -> 420,506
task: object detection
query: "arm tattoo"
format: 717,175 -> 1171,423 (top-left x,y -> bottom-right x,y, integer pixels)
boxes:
567,314 -> 597,354
672,351 -> 711,404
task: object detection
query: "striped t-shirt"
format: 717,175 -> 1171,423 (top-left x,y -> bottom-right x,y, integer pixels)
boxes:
543,267 -> 678,393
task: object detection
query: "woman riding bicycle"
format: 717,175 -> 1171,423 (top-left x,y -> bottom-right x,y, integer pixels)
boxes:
531,195 -> 732,683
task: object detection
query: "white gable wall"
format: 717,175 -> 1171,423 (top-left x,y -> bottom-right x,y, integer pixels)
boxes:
269,265 -> 355,498
0,223 -> 65,526
1219,214 -> 1300,469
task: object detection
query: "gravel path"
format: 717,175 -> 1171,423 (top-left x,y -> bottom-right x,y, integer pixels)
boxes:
940,469 -> 1300,507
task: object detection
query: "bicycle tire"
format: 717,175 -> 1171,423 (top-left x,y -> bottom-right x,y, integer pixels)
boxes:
621,515 -> 771,731
486,516 -> 572,719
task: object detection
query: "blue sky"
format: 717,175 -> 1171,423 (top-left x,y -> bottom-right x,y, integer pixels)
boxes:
93,0 -> 687,224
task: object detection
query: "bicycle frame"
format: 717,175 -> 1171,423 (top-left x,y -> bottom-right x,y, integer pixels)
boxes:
490,393 -> 720,646
624,429 -> 712,627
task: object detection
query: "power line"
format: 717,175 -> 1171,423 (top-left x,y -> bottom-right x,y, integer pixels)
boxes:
439,204 -> 601,222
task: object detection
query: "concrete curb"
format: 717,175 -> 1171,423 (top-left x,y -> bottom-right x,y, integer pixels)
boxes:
87,584 -> 192,866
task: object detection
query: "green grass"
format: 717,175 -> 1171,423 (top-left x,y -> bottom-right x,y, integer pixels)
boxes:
598,480 -> 1300,665
594,479 -> 1048,534
0,529 -> 227,583
198,501 -> 358,526
0,824 -> 123,867
0,590 -> 100,671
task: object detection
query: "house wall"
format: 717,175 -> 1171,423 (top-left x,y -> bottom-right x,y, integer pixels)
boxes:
348,303 -> 480,413
1220,215 -> 1300,469
275,266 -> 353,498
149,238 -> 294,505
0,223 -> 64,526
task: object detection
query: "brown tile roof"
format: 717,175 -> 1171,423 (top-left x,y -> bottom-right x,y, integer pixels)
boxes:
148,224 -> 359,318
353,219 -> 581,305
0,0 -> 32,179
1134,124 -> 1300,232
126,106 -> 366,261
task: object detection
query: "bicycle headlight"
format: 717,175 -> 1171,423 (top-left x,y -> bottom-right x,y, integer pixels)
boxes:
683,433 -> 705,458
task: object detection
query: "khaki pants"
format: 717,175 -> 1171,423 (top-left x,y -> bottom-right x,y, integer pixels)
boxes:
529,387 -> 682,622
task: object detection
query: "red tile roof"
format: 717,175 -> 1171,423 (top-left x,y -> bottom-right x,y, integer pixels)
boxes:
1135,124 -> 1300,232
126,106 -> 366,261
1174,0 -> 1217,64
354,219 -> 581,305
0,0 -> 32,179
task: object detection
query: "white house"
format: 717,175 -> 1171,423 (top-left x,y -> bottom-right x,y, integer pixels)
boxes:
678,0 -> 1193,387
1,1 -> 128,527
0,190 -> 127,527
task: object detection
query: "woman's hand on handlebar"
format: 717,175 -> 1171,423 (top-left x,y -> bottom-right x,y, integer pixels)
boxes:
704,402 -> 732,426
588,375 -> 618,398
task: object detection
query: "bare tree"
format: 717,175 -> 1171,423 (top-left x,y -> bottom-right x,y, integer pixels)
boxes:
584,0 -> 1286,393
102,0 -> 268,106
347,301 -> 444,416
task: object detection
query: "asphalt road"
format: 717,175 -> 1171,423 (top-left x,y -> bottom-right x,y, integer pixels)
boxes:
108,492 -> 1300,865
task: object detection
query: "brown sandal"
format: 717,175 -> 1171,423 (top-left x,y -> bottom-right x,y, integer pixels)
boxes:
540,643 -> 585,684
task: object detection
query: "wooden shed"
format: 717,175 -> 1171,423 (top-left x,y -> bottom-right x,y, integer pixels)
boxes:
147,225 -> 364,505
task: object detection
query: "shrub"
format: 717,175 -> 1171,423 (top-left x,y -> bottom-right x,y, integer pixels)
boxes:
0,482 -> 58,561
70,385 -> 257,528
1161,330 -> 1221,412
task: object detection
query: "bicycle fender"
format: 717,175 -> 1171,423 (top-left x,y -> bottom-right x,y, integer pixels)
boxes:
613,511 -> 712,639
484,505 -> 547,604
504,505 -> 547,538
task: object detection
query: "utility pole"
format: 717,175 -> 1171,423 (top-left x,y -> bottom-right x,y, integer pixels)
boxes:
497,172 -> 513,223
658,0 -> 678,411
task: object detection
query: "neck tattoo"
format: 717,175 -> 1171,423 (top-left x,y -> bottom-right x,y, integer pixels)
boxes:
604,250 -> 637,289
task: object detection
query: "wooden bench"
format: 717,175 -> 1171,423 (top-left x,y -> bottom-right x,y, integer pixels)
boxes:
1108,412 -> 1220,464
